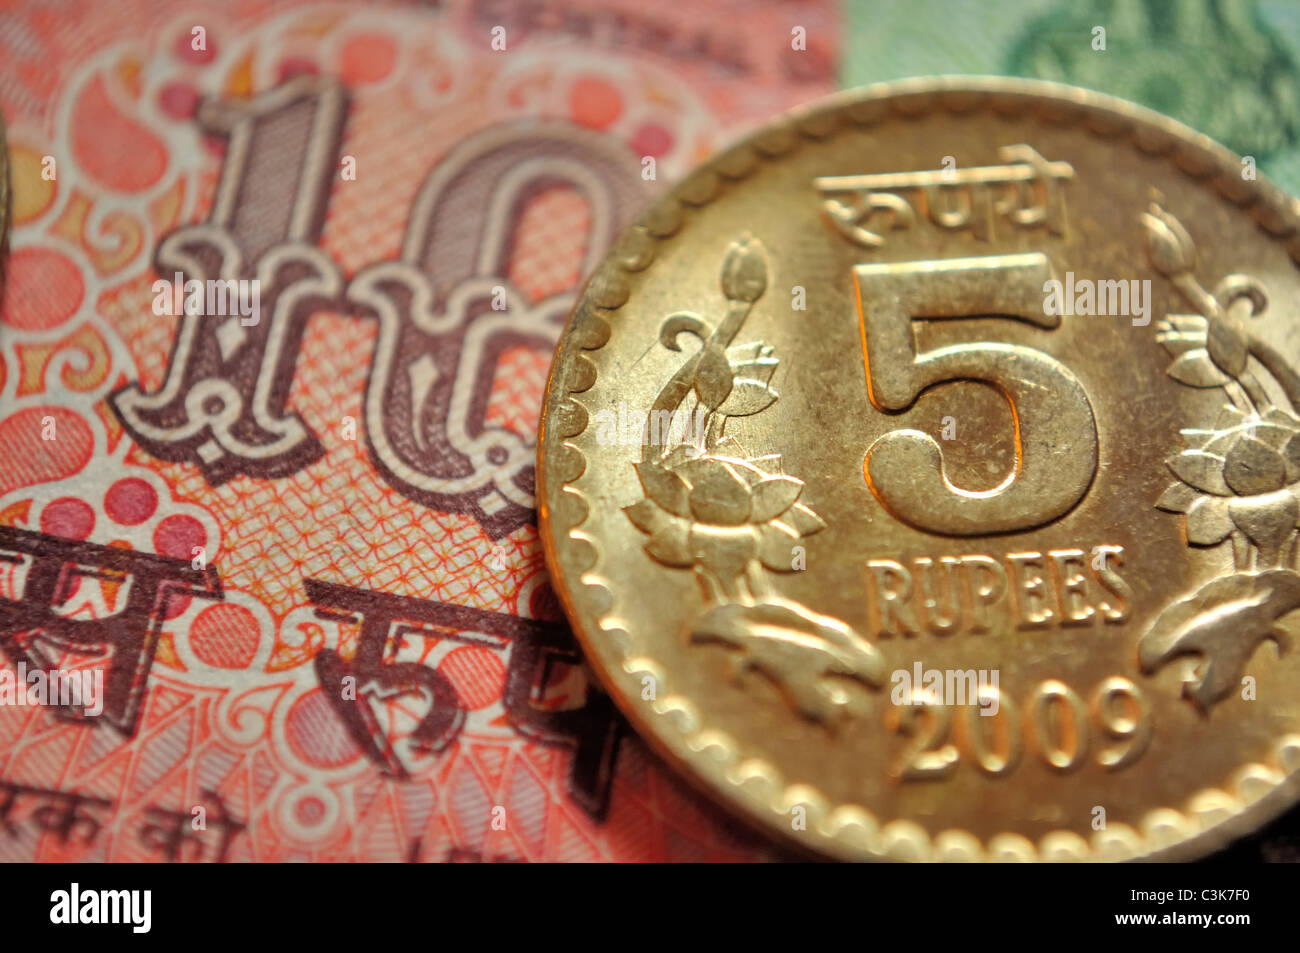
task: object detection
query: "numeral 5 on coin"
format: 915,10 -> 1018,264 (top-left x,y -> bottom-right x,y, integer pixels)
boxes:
855,253 -> 1099,535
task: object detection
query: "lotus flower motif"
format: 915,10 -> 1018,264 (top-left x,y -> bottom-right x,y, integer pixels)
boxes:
626,439 -> 825,600
1139,203 -> 1300,710
622,234 -> 882,724
1157,390 -> 1300,569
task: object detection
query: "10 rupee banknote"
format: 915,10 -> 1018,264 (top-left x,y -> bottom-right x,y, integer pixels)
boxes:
0,0 -> 840,862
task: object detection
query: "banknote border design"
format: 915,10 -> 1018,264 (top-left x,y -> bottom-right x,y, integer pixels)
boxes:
538,76 -> 1300,862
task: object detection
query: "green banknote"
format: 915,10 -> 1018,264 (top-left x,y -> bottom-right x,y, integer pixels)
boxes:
844,0 -> 1300,194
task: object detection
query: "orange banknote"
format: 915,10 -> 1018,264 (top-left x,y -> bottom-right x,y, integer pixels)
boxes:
0,0 -> 839,861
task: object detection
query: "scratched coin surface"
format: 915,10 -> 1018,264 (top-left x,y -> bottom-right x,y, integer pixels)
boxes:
538,77 -> 1300,861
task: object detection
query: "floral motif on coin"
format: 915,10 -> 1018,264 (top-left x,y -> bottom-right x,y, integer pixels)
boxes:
624,234 -> 883,724
1140,203 -> 1300,711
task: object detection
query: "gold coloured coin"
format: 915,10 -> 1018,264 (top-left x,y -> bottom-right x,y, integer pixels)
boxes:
538,78 -> 1300,861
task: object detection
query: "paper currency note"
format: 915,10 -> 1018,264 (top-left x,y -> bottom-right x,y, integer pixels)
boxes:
0,0 -> 839,861
844,0 -> 1300,194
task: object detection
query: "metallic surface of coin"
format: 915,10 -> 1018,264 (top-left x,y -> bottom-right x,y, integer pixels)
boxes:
538,77 -> 1300,861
